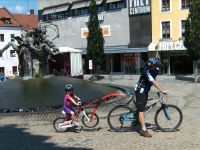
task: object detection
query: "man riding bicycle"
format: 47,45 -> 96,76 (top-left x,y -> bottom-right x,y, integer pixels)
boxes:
135,57 -> 167,137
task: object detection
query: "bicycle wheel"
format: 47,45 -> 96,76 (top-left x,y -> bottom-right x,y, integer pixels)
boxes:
154,104 -> 183,132
107,105 -> 136,132
82,112 -> 99,128
53,117 -> 68,132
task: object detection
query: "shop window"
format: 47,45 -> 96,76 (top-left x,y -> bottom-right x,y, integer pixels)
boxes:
181,20 -> 186,38
0,34 -> 4,42
162,21 -> 170,39
161,0 -> 170,11
181,0 -> 189,9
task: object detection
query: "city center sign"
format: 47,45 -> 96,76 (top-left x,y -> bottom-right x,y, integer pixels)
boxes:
129,0 -> 151,15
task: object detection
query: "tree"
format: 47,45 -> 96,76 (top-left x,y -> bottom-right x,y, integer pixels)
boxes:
87,0 -> 105,75
184,0 -> 200,82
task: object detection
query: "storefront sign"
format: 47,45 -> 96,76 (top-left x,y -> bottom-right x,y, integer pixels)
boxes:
158,40 -> 187,51
81,25 -> 110,38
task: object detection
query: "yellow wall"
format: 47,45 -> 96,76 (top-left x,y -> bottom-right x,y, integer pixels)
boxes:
152,0 -> 189,44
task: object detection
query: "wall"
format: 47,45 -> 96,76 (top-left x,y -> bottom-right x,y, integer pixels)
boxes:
38,0 -> 130,50
0,27 -> 21,76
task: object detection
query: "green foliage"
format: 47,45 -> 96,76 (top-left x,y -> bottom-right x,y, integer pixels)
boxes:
184,0 -> 200,60
87,0 -> 105,69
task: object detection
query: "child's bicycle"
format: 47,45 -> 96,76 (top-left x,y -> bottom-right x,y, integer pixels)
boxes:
107,91 -> 183,132
53,93 -> 125,132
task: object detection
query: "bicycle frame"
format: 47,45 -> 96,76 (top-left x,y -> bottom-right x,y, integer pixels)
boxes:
64,93 -> 126,123
83,93 -> 125,122
124,91 -> 168,117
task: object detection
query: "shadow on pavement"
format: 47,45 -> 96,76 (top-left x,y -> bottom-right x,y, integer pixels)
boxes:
0,124 -> 92,150
175,75 -> 195,82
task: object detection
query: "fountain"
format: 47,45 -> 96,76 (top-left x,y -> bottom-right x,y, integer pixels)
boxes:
0,22 -> 122,113
0,75 -> 119,113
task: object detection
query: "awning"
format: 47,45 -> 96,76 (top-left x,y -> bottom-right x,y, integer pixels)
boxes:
71,0 -> 104,9
71,2 -> 88,9
59,47 -> 82,53
42,9 -> 56,15
54,5 -> 69,12
106,0 -> 122,3
96,0 -> 104,5
81,45 -> 148,54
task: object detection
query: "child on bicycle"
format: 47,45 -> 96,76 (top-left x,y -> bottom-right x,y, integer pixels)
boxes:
63,84 -> 81,126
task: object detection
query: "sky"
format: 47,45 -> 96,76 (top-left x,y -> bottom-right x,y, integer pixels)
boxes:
0,0 -> 38,15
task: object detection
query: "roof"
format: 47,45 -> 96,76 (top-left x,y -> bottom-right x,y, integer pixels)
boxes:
0,7 -> 21,27
13,13 -> 38,31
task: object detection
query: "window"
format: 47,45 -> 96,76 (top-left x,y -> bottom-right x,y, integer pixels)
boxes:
4,18 -> 11,24
11,34 -> 15,41
12,66 -> 17,75
181,20 -> 186,38
0,67 -> 5,74
0,34 -> 4,42
10,50 -> 16,57
162,0 -> 170,11
181,0 -> 189,9
107,0 -> 126,11
98,5 -> 104,12
162,21 -> 170,39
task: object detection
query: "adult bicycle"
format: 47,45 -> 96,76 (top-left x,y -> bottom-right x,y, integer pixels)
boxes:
107,91 -> 183,132
53,93 -> 125,132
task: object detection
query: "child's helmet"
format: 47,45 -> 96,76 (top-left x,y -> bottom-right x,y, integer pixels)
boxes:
65,84 -> 73,92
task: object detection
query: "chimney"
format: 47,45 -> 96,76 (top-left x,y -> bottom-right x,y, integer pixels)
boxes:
30,9 -> 34,15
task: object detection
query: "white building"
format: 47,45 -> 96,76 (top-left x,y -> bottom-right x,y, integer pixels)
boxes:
0,8 -> 38,78
0,8 -> 21,77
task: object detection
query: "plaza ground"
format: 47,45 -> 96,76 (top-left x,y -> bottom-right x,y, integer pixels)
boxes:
0,75 -> 200,150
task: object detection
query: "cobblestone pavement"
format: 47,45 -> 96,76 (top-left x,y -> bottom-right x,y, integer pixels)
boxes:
0,75 -> 200,150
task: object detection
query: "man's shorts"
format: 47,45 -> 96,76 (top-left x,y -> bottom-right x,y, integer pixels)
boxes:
63,105 -> 74,114
135,93 -> 148,112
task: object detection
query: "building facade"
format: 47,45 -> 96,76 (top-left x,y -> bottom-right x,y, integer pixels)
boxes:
38,0 -> 149,74
0,8 -> 21,77
38,0 -> 195,75
150,0 -> 192,74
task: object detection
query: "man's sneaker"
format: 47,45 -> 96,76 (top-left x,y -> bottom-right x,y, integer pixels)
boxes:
138,129 -> 152,138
